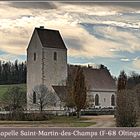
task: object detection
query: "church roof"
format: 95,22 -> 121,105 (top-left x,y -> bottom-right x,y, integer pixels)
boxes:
53,65 -> 116,102
68,65 -> 117,92
35,27 -> 67,49
52,86 -> 67,102
84,68 -> 116,91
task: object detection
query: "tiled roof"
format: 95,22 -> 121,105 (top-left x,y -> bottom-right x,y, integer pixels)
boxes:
68,65 -> 117,91
35,27 -> 67,49
52,86 -> 67,102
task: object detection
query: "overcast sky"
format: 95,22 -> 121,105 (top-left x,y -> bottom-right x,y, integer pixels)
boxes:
0,2 -> 140,76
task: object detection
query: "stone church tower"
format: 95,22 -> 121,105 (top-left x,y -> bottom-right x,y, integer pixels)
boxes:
27,26 -> 67,110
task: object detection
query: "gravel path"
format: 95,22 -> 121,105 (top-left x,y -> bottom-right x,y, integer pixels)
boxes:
82,115 -> 116,127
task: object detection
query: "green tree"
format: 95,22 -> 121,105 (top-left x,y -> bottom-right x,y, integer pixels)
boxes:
127,71 -> 140,89
73,66 -> 87,118
0,60 -> 26,85
65,72 -> 75,112
116,90 -> 137,127
2,86 -> 26,120
117,70 -> 127,91
116,71 -> 137,127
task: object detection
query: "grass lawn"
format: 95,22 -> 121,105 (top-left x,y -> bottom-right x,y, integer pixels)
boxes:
48,116 -> 96,127
0,84 -> 26,99
0,116 -> 96,127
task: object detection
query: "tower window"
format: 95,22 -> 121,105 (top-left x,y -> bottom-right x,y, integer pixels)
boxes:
34,53 -> 36,61
54,52 -> 57,61
33,91 -> 36,104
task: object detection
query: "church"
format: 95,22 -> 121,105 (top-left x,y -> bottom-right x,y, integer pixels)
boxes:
27,26 -> 117,111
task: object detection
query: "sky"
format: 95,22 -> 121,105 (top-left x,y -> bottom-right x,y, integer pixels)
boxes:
0,2 -> 140,77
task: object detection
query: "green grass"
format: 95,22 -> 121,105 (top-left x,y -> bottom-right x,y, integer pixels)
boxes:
48,116 -> 89,123
48,116 -> 96,127
70,122 -> 95,127
0,84 -> 26,99
0,116 -> 96,127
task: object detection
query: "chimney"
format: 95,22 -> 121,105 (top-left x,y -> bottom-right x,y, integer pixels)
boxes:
40,26 -> 44,29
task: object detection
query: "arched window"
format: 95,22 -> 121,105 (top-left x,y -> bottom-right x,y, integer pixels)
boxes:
54,52 -> 57,61
34,53 -> 36,61
111,95 -> 115,106
33,91 -> 36,104
95,94 -> 99,106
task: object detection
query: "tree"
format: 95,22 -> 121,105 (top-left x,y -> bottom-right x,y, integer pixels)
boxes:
0,60 -> 26,85
99,64 -> 107,70
29,84 -> 57,113
117,70 -> 127,91
85,94 -> 94,109
3,86 -> 26,110
73,66 -> 87,118
127,71 -> 140,89
2,86 -> 26,120
116,90 -> 137,127
65,71 -> 75,112
133,84 -> 140,117
116,71 -> 137,127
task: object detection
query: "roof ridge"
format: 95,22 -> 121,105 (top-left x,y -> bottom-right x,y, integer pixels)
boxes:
35,27 -> 59,32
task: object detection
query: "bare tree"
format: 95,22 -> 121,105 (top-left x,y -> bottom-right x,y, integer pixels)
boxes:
73,66 -> 87,118
29,84 -> 57,113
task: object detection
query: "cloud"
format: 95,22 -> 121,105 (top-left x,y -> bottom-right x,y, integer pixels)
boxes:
0,1 -> 140,66
0,26 -> 29,55
0,4 -> 32,19
9,2 -> 57,10
133,56 -> 139,61
95,2 -> 140,9
0,53 -> 25,62
81,23 -> 140,56
61,25 -> 116,58
70,62 -> 98,68
62,2 -> 140,9
57,2 -> 120,16
133,59 -> 140,69
64,37 -> 84,51
110,48 -> 119,52
120,58 -> 130,62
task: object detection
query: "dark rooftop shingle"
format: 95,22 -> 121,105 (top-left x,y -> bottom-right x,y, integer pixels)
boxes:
68,65 -> 116,91
35,27 -> 67,49
52,86 -> 67,102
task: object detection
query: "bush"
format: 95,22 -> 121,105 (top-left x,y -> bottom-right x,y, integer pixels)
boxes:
24,113 -> 50,121
0,112 -> 53,121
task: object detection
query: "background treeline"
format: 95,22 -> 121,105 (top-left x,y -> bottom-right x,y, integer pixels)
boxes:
127,71 -> 140,89
0,60 -> 26,85
0,60 -> 140,87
